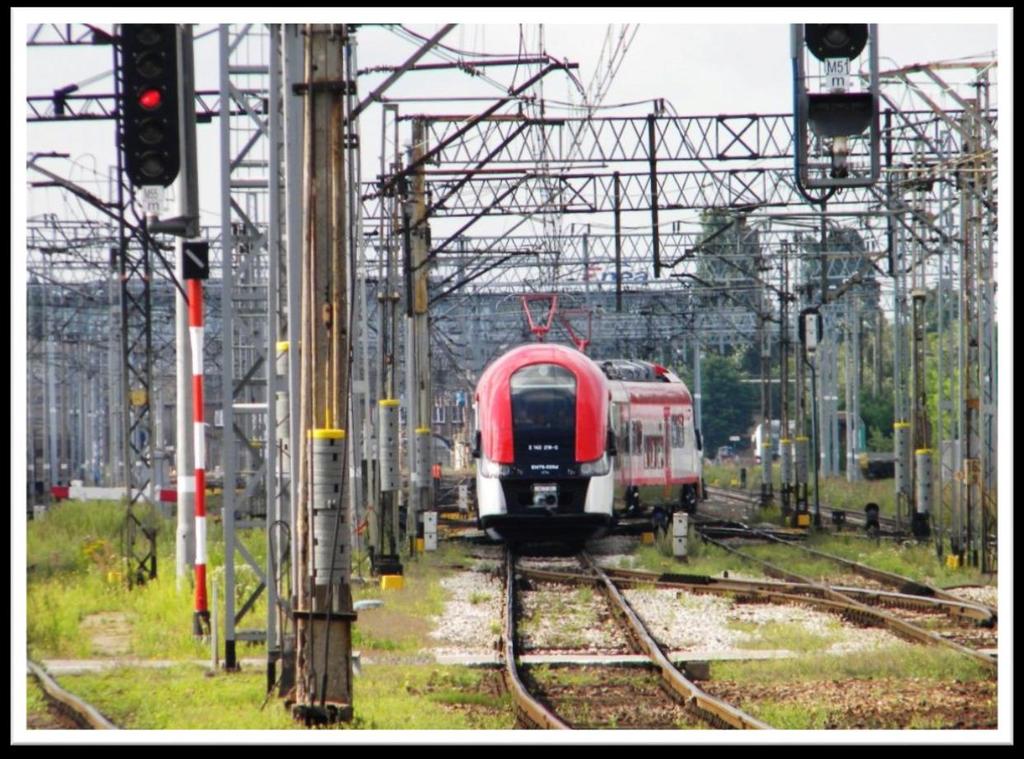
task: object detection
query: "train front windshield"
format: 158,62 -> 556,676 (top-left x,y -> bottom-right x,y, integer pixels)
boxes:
510,364 -> 576,468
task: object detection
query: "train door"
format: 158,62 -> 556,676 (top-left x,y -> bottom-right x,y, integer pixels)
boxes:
670,408 -> 687,483
626,402 -> 644,512
662,405 -> 673,498
610,397 -> 628,510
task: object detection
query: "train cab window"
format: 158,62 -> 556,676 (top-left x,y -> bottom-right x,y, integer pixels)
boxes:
510,364 -> 576,455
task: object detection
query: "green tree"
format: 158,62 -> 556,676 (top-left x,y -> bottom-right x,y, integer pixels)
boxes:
859,389 -> 894,452
676,351 -> 759,455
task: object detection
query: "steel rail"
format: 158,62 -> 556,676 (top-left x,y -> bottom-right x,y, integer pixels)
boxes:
705,485 -> 902,530
697,534 -> 997,671
27,659 -> 119,730
523,564 -> 965,631
751,529 -> 998,620
501,550 -> 571,730
518,564 -> 994,626
579,553 -> 771,730
703,487 -> 997,621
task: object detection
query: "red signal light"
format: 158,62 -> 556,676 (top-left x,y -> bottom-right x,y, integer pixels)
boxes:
138,88 -> 162,110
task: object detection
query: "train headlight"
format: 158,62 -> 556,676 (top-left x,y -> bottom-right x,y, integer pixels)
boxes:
579,453 -> 611,477
479,456 -> 512,479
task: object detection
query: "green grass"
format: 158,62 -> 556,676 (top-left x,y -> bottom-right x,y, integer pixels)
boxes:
704,463 -> 899,516
801,532 -> 993,588
27,500 -> 471,661
349,542 -> 467,654
726,620 -> 841,653
26,676 -> 47,715
27,499 -> 273,661
519,585 -> 601,647
27,500 -> 144,578
754,703 -> 832,730
630,539 -> 764,579
634,497 -> 995,589
62,663 -> 512,730
713,643 -> 993,684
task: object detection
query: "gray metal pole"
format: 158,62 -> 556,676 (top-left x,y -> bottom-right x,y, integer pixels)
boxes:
45,262 -> 59,494
265,22 -> 283,685
283,23 -> 304,599
344,30 -> 368,567
692,338 -> 702,436
218,23 -> 239,670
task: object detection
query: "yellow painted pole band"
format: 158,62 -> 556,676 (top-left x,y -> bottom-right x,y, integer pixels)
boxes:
276,341 -> 290,352
308,428 -> 346,439
379,399 -> 400,407
780,438 -> 791,445
915,448 -> 934,455
894,422 -> 911,429
795,436 -> 809,442
415,427 -> 431,435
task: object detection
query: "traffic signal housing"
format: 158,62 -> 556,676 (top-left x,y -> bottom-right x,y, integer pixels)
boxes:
804,24 -> 869,62
791,24 -> 879,190
120,24 -> 181,187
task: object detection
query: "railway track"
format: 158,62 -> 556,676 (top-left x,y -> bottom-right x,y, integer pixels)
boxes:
691,532 -> 997,671
27,659 -> 118,730
522,564 -> 995,627
501,549 -> 770,730
701,487 -> 998,621
705,485 -> 902,533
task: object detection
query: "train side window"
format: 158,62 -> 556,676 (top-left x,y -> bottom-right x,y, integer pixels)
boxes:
670,414 -> 686,448
645,435 -> 665,468
631,420 -> 643,453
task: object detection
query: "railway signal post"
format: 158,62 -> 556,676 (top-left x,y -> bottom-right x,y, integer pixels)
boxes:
184,242 -> 210,636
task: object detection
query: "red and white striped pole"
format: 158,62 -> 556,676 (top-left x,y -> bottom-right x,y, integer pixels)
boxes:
188,278 -> 210,636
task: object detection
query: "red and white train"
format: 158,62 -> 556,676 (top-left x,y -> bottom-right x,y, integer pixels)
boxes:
473,343 -> 703,543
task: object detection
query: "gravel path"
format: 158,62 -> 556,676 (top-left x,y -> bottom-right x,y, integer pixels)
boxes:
519,581 -> 629,652
427,539 -> 910,663
623,587 -> 904,656
944,585 -> 998,609
428,571 -> 503,656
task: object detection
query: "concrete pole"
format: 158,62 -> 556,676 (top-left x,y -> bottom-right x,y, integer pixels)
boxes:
293,22 -> 354,720
405,119 -> 431,552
